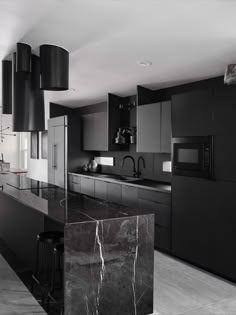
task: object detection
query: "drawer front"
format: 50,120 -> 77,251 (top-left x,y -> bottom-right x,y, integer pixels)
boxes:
70,183 -> 81,193
155,225 -> 171,252
138,188 -> 171,205
107,183 -> 122,204
95,180 -> 107,200
81,177 -> 95,197
139,199 -> 171,227
122,186 -> 138,208
71,175 -> 81,184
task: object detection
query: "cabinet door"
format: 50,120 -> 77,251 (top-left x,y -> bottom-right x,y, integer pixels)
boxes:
137,103 -> 161,153
69,175 -> 81,193
161,101 -> 172,153
172,89 -> 213,137
212,85 -> 236,181
81,177 -> 95,197
95,180 -> 107,200
122,185 -> 138,208
139,199 -> 171,227
172,175 -> 236,281
107,183 -> 122,204
155,225 -> 171,252
82,112 -> 108,151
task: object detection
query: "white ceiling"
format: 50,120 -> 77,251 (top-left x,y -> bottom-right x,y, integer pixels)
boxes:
1,0 -> 236,107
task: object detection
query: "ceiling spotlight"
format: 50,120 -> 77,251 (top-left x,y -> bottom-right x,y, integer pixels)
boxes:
138,60 -> 152,67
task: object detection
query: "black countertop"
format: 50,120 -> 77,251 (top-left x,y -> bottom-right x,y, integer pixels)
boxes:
0,174 -> 152,225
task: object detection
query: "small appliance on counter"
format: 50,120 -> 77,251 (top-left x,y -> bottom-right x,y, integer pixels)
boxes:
88,158 -> 98,173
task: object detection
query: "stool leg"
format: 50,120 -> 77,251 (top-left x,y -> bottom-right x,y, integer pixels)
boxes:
31,237 -> 40,292
46,247 -> 57,311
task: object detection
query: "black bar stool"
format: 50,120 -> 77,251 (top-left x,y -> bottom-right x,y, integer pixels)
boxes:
31,231 -> 64,297
46,243 -> 64,313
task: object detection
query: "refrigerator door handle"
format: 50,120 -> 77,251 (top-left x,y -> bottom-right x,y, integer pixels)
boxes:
52,144 -> 57,168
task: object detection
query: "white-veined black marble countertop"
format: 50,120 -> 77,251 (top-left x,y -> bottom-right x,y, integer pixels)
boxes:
0,173 -> 153,225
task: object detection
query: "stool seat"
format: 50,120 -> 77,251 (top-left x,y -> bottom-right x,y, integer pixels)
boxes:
37,231 -> 64,244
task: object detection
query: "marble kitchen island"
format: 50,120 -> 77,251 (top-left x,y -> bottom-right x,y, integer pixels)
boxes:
0,174 -> 154,315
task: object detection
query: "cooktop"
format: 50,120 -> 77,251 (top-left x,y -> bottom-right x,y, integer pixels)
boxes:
6,174 -> 56,190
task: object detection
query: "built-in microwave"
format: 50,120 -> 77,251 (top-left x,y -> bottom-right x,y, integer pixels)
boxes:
172,136 -> 214,179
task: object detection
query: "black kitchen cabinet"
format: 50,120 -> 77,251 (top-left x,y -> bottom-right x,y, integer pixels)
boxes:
107,182 -> 122,204
68,174 -> 81,193
81,177 -> 95,197
138,188 -> 171,252
212,85 -> 236,181
172,175 -> 236,282
137,102 -> 161,153
172,88 -> 213,137
95,180 -> 108,200
161,101 -> 172,153
122,185 -> 138,208
137,101 -> 171,153
82,112 -> 108,151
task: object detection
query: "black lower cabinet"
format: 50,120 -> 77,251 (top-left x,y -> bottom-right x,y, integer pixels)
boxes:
172,175 -> 236,282
138,189 -> 171,252
0,192 -> 44,269
155,225 -> 171,252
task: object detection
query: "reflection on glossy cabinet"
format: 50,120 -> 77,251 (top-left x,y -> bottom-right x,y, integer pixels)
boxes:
95,180 -> 107,200
107,183 -> 122,204
122,185 -> 138,208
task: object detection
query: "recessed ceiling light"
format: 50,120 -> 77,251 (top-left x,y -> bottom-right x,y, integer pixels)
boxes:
137,60 -> 152,67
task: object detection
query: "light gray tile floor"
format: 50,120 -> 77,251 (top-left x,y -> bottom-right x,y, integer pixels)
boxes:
0,254 -> 46,314
152,251 -> 236,315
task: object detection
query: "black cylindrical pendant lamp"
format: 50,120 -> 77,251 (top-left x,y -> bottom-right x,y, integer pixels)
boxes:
40,44 -> 69,90
13,54 -> 45,132
16,42 -> 31,72
2,60 -> 12,114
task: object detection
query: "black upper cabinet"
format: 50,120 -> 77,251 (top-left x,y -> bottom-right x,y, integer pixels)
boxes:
212,85 -> 236,181
172,89 -> 213,137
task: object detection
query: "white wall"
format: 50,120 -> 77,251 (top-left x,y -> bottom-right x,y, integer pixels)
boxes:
0,115 -> 19,168
27,98 -> 49,182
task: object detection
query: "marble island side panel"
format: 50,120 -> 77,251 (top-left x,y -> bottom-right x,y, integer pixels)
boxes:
65,214 -> 154,315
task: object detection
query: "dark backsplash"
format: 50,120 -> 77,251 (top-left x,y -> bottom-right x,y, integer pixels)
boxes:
95,151 -> 172,183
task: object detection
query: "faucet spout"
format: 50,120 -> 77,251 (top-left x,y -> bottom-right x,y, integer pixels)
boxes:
121,155 -> 137,177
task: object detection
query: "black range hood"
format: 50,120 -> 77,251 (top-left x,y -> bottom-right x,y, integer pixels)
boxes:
2,60 -> 12,114
40,44 -> 69,91
12,54 -> 45,132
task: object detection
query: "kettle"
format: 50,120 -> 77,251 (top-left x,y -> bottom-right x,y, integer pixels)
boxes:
88,159 -> 98,173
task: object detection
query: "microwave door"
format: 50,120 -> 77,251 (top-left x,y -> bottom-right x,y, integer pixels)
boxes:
173,143 -> 202,170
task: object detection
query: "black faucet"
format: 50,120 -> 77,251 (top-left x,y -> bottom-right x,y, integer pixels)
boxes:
121,155 -> 137,177
137,156 -> 145,178
121,155 -> 145,178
